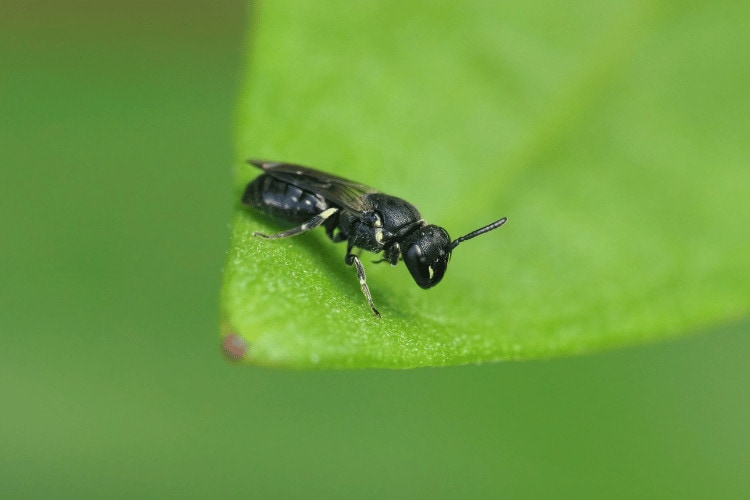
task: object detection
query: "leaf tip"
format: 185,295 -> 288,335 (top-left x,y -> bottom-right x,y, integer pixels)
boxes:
221,332 -> 249,362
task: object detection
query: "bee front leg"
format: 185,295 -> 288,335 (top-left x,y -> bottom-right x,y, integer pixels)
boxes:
345,253 -> 381,319
253,208 -> 339,239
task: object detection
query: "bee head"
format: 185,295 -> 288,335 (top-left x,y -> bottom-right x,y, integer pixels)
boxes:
401,217 -> 508,289
401,225 -> 451,289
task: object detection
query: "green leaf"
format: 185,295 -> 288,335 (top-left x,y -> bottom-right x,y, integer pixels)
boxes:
221,1 -> 750,368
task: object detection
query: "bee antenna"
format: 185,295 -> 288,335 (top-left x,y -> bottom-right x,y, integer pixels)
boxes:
448,217 -> 507,252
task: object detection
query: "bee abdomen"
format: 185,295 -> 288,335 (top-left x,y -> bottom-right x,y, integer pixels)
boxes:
242,174 -> 330,223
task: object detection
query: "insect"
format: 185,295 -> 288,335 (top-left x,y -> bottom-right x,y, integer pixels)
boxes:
242,159 -> 507,318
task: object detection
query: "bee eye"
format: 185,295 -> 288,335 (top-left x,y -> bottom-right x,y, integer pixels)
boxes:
404,245 -> 428,286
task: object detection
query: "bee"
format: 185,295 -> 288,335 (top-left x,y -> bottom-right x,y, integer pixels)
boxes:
242,159 -> 507,318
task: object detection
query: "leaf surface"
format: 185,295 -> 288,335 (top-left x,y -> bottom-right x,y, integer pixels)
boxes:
221,1 -> 750,368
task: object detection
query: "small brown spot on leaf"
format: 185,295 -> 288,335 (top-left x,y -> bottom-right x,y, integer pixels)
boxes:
222,333 -> 248,361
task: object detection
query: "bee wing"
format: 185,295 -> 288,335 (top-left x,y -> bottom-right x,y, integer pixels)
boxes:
248,159 -> 378,212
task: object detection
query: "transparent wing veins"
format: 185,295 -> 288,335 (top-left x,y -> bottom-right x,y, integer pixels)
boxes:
248,159 -> 378,212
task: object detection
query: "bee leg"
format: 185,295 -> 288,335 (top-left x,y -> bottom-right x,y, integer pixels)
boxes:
253,208 -> 339,239
372,244 -> 400,265
345,253 -> 381,319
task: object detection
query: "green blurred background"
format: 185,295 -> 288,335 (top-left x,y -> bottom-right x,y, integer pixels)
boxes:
1,2 -> 748,497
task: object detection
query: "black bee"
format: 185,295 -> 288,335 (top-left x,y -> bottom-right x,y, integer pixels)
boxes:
242,159 -> 507,318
